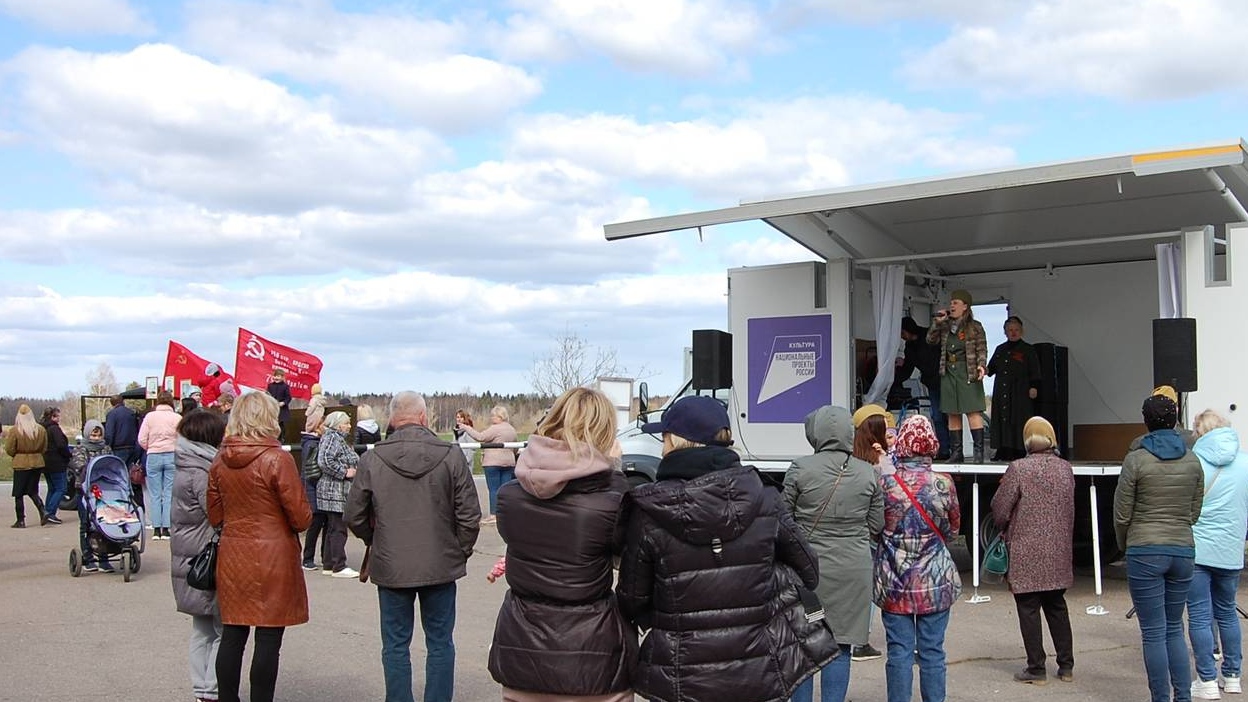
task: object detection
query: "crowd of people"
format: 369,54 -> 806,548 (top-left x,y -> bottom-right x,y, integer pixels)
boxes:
6,347 -> 1248,702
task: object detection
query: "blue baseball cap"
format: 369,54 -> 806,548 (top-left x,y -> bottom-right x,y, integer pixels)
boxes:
642,395 -> 732,446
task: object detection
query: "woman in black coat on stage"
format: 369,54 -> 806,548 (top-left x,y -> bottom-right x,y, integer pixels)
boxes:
985,316 -> 1042,461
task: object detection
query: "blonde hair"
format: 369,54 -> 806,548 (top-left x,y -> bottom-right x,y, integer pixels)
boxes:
662,428 -> 734,456
226,392 -> 281,440
536,388 -> 617,460
1193,409 -> 1232,438
357,404 -> 374,421
1023,415 -> 1057,453
13,404 -> 39,438
491,405 -> 509,422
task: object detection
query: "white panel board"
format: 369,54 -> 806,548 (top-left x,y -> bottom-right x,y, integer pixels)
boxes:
728,262 -> 840,459
1185,224 -> 1248,440
957,260 -> 1157,428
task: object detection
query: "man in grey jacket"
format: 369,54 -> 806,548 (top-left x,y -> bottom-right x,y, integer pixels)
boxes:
345,391 -> 481,702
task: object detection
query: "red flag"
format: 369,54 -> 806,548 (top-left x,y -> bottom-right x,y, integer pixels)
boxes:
234,328 -> 323,400
163,341 -> 235,401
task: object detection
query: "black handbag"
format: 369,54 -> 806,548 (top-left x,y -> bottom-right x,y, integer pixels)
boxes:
186,529 -> 221,591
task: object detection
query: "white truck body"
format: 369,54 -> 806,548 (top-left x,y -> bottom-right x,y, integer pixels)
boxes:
609,140 -> 1248,575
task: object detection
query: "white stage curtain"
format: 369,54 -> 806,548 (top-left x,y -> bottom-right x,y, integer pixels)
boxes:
864,264 -> 906,405
1155,242 -> 1182,318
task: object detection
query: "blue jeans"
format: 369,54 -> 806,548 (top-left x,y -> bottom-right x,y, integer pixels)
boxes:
791,644 -> 851,702
1127,552 -> 1194,702
378,582 -> 457,702
1187,563 -> 1243,682
483,466 -> 514,516
882,609 -> 950,702
44,471 -> 67,516
145,452 -> 175,528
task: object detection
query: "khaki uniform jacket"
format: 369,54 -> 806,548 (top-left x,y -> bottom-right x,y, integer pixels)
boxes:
5,425 -> 47,470
926,316 -> 988,376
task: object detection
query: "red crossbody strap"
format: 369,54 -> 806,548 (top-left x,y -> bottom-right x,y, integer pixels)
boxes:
894,475 -> 945,543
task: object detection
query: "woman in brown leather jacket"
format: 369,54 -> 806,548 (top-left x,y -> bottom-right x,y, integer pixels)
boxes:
207,392 -> 312,702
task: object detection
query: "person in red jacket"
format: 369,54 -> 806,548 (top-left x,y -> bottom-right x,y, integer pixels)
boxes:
193,363 -> 234,408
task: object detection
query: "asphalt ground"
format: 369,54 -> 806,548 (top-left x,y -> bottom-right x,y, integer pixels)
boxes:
0,477 -> 1230,702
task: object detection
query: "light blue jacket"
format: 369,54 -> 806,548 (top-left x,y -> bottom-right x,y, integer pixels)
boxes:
1192,427 -> 1248,570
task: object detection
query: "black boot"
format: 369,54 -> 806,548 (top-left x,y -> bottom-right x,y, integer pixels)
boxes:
945,441 -> 964,463
33,496 -> 46,526
971,428 -> 985,464
12,497 -> 25,528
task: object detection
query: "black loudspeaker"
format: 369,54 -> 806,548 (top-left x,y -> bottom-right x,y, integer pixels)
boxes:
692,329 -> 732,390
1153,318 -> 1198,392
1033,343 -> 1069,404
1032,343 -> 1070,456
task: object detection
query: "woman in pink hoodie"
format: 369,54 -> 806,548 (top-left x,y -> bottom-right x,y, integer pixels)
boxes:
139,391 -> 182,539
487,387 -> 635,702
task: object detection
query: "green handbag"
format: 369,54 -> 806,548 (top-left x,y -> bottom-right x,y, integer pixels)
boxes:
982,534 -> 1009,577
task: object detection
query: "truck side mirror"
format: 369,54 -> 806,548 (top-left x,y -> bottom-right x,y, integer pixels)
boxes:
638,382 -> 650,421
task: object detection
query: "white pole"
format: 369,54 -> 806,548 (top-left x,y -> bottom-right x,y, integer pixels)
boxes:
966,478 -> 990,603
1086,481 -> 1108,615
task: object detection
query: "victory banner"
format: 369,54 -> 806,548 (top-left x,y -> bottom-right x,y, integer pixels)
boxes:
234,328 -> 323,400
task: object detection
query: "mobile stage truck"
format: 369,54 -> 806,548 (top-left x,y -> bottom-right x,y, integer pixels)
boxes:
604,140 -> 1248,610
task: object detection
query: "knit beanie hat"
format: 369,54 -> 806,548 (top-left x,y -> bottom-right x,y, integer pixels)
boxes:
950,289 -> 973,306
1142,395 -> 1178,431
895,414 -> 939,459
1023,416 -> 1057,453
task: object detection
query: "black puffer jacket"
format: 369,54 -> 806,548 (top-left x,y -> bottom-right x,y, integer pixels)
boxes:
489,468 -> 635,695
617,447 -> 838,702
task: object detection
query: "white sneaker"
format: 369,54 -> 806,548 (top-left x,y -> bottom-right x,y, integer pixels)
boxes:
331,567 -> 359,579
1223,676 -> 1242,694
1194,679 -> 1223,700
321,569 -> 334,576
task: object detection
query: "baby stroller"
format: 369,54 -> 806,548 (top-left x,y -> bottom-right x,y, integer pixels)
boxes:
69,454 -> 146,582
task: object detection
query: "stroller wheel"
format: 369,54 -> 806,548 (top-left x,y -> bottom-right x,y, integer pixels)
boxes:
59,487 -> 79,513
120,552 -> 132,583
130,549 -> 141,574
69,548 -> 83,577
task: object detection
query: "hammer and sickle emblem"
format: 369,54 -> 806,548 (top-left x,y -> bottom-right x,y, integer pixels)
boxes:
244,335 -> 266,361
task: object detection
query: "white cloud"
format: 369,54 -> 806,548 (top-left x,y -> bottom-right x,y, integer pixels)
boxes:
772,0 -> 1010,24
498,0 -> 767,77
510,97 -> 1015,201
722,236 -> 818,266
0,154 -> 672,284
0,0 -> 151,35
5,44 -> 448,214
0,269 -> 724,396
901,0 -> 1248,100
183,0 -> 542,132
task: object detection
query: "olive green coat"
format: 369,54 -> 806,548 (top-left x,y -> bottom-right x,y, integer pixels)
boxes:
783,406 -> 884,645
4,425 -> 47,470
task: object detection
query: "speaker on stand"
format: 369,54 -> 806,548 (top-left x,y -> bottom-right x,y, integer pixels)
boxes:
692,330 -> 732,391
1032,342 -> 1069,457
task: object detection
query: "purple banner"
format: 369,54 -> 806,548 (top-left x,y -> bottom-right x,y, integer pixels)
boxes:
747,314 -> 832,423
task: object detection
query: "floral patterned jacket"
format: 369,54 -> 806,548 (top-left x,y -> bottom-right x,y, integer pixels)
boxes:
873,459 -> 962,614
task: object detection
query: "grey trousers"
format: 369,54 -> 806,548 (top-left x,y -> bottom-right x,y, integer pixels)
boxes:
190,613 -> 223,699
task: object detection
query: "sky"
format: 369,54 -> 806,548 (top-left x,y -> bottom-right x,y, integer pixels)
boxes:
1,0 -> 1246,399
